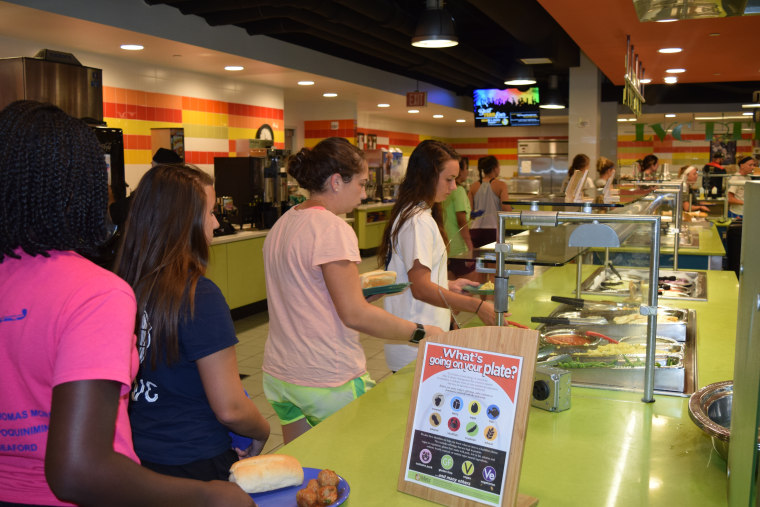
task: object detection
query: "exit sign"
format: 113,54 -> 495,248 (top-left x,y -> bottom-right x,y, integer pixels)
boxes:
406,91 -> 427,107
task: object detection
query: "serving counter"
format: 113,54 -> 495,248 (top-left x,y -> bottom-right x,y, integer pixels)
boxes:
208,229 -> 268,309
278,264 -> 739,506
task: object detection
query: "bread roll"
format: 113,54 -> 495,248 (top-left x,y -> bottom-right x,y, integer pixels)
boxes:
359,270 -> 396,289
229,455 -> 304,493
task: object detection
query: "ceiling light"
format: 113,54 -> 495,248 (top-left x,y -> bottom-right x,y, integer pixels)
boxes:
628,118 -> 637,122
504,63 -> 536,86
640,78 -> 652,84
224,65 -> 244,71
377,103 -> 390,108
433,114 -> 444,118
658,48 -> 682,54
664,76 -> 678,84
505,79 -> 536,86
411,0 -> 458,48
743,112 -> 753,116
666,68 -> 686,73
665,114 -> 676,118
741,104 -> 760,108
297,80 -> 315,86
408,109 -> 420,114
656,18 -> 678,22
120,44 -> 144,51
695,115 -> 749,120
456,119 -> 466,123
540,104 -> 566,110
520,57 -> 552,65
617,118 -> 628,122
322,92 -> 338,97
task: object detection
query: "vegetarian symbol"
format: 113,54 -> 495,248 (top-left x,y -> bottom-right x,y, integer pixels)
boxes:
466,422 -> 478,436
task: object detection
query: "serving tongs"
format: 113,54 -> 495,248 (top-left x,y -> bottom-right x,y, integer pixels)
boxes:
550,295 -> 641,312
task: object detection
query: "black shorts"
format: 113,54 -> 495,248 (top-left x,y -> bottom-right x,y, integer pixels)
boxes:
140,448 -> 239,481
448,258 -> 475,277
470,228 -> 496,248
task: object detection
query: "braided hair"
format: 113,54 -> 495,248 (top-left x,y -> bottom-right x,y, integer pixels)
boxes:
0,100 -> 109,262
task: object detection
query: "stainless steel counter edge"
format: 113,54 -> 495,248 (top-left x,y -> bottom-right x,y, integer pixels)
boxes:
210,229 -> 268,245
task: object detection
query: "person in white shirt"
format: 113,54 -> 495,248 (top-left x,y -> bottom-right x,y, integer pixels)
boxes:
727,156 -> 758,218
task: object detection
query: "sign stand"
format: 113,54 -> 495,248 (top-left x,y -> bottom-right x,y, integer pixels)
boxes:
398,327 -> 540,506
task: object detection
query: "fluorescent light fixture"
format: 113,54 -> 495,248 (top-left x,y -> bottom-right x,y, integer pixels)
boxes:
666,68 -> 686,73
433,114 -> 444,118
695,115 -> 748,120
656,18 -> 678,22
520,57 -> 552,65
297,80 -> 315,86
640,78 -> 652,84
408,109 -> 420,114
377,103 -> 390,108
456,119 -> 466,123
120,44 -> 144,51
540,104 -> 565,110
741,103 -> 760,108
411,0 -> 458,48
617,118 -> 628,122
664,76 -> 678,84
628,118 -> 637,122
658,48 -> 682,54
743,112 -> 753,116
322,92 -> 338,97
224,65 -> 244,71
665,114 -> 676,118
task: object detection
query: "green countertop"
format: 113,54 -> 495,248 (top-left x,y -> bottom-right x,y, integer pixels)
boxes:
278,264 -> 740,506
592,222 -> 726,257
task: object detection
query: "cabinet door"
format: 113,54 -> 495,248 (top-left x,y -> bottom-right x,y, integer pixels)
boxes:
206,244 -> 228,299
226,237 -> 267,308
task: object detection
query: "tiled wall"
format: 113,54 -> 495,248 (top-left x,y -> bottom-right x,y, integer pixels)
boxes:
102,85 -> 284,169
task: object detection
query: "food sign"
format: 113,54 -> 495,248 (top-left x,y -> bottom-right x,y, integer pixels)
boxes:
398,327 -> 539,507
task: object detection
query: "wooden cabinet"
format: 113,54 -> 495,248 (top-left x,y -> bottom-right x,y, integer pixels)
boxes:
207,234 -> 267,309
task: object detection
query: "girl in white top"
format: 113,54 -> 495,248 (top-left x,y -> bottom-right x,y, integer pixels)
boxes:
378,140 -> 497,372
262,137 -> 442,443
467,155 -> 511,247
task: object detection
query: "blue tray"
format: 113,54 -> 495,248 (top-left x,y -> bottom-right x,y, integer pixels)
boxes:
362,282 -> 411,297
249,467 -> 349,506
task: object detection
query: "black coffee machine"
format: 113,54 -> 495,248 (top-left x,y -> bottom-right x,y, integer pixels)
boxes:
214,148 -> 289,229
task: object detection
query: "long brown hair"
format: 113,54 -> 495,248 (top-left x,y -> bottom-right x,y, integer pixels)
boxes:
288,137 -> 364,192
114,164 -> 214,367
377,140 -> 458,268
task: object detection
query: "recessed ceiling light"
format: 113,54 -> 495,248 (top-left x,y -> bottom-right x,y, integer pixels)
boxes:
666,68 -> 686,74
322,92 -> 338,97
456,119 -> 466,123
658,47 -> 682,54
504,79 -> 536,86
664,76 -> 678,84
696,115 -> 748,120
709,32 -> 721,36
520,57 -> 552,65
639,78 -> 652,84
617,118 -> 628,122
656,18 -> 678,22
433,114 -> 444,118
120,44 -> 144,51
377,103 -> 390,108
665,113 -> 676,118
297,80 -> 315,86
408,109 -> 420,114
741,103 -> 760,108
224,65 -> 244,71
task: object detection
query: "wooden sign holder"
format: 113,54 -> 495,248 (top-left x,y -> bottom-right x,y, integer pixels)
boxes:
397,327 -> 540,507
565,168 -> 589,203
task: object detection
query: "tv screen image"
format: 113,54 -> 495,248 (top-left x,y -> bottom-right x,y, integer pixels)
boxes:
473,87 -> 540,127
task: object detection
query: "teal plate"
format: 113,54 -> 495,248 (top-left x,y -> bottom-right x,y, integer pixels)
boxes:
362,282 -> 411,297
463,283 -> 494,295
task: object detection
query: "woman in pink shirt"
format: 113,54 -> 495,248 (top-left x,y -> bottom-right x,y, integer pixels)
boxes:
0,101 -> 253,507
262,137 -> 443,443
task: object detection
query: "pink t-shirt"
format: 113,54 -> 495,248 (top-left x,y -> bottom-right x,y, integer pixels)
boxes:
0,250 -> 139,506
262,206 -> 365,387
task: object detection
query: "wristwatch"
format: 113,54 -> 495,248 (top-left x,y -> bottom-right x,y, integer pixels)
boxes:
409,323 -> 426,344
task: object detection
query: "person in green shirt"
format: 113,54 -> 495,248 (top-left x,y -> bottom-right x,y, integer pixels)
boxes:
443,157 -> 476,279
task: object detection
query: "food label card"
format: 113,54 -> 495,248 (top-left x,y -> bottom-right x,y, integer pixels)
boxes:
398,327 -> 538,507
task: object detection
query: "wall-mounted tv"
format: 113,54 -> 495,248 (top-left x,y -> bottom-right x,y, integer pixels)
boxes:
473,87 -> 540,127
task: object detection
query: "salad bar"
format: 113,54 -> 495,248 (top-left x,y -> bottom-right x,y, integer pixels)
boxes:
581,266 -> 707,301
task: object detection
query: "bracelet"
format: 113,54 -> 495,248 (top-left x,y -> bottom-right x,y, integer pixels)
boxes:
475,300 -> 484,314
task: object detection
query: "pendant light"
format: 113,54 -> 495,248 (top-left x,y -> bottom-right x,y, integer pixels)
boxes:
539,75 -> 566,110
504,64 -> 536,86
411,0 -> 459,48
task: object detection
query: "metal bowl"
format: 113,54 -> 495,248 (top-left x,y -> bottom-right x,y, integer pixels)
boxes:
688,381 -> 760,460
